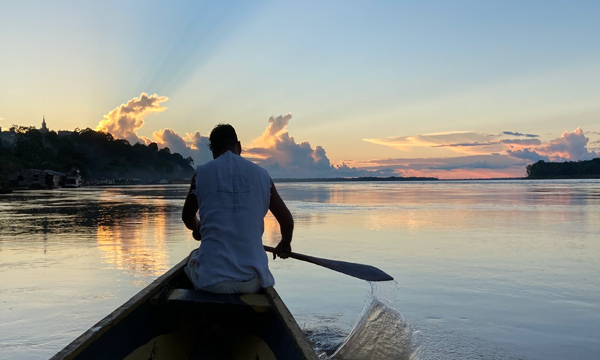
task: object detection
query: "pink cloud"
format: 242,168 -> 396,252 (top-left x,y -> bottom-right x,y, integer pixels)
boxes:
536,127 -> 598,161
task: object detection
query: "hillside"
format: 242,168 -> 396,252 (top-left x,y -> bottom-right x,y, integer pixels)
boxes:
0,126 -> 194,182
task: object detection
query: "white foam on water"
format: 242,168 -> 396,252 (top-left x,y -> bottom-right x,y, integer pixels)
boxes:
328,282 -> 422,360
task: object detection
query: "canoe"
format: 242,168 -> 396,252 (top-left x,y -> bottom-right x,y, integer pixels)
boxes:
51,257 -> 319,360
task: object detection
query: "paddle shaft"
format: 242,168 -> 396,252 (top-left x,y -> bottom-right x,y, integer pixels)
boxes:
263,245 -> 393,282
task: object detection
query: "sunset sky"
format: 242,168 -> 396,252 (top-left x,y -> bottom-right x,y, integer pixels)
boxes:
1,1 -> 599,179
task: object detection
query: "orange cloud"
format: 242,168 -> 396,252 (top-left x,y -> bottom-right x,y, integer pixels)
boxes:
97,93 -> 169,145
251,113 -> 293,148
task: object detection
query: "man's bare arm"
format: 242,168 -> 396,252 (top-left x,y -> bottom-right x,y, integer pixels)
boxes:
182,173 -> 201,240
269,180 -> 293,259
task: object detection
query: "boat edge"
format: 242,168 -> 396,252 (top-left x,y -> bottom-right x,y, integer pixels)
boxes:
49,257 -> 188,360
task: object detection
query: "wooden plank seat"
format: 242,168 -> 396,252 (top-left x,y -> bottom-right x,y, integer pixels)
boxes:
161,288 -> 272,309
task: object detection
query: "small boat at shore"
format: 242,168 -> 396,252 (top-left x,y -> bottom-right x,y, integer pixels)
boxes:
51,258 -> 319,360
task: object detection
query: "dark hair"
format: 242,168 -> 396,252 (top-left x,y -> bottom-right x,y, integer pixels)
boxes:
208,124 -> 238,153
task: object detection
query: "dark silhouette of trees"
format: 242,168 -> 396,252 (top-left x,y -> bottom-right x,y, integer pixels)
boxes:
526,159 -> 600,179
0,127 -> 194,181
14,126 -> 45,163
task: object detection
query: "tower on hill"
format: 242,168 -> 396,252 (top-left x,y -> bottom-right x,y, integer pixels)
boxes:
40,116 -> 49,134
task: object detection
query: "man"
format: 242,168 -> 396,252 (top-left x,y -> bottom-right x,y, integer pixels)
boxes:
182,124 -> 293,294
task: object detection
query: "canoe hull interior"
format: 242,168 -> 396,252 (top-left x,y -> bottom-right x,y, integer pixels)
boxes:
52,259 -> 318,360
81,295 -> 303,359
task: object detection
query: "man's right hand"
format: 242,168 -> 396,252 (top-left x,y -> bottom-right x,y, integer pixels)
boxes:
192,228 -> 201,241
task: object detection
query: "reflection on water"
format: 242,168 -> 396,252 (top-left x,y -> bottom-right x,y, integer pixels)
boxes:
96,202 -> 170,279
94,189 -> 175,278
0,186 -> 189,278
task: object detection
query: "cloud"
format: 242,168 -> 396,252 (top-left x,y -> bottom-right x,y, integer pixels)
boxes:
506,148 -> 550,162
252,113 -> 293,148
365,131 -> 548,158
246,124 -> 597,179
535,127 -> 598,161
360,127 -> 600,178
364,132 -> 493,151
97,93 -> 169,145
346,154 -> 529,179
367,127 -> 598,162
502,131 -> 539,138
97,95 -> 598,180
431,138 -> 541,148
151,129 -> 213,166
97,93 -> 214,166
356,154 -> 524,170
499,139 -> 543,146
97,99 -> 391,177
246,114 -> 392,178
430,160 -> 514,171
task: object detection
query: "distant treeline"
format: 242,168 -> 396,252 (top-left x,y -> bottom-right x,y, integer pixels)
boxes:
526,158 -> 600,179
274,176 -> 438,182
0,126 -> 194,181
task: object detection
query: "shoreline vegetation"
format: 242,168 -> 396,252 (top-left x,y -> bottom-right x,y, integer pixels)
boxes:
0,126 -> 194,185
526,159 -> 600,179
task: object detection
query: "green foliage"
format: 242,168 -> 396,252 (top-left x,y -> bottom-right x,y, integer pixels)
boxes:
0,127 -> 194,180
526,159 -> 600,179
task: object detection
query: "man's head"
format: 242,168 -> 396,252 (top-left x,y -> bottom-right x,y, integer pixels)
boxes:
209,124 -> 241,158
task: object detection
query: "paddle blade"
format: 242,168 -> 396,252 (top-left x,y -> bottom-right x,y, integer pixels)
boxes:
298,254 -> 394,282
264,245 -> 393,282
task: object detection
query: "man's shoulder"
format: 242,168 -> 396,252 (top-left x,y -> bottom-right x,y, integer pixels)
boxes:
232,156 -> 270,182
200,152 -> 270,178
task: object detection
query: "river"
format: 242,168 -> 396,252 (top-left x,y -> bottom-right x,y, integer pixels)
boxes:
1,180 -> 599,359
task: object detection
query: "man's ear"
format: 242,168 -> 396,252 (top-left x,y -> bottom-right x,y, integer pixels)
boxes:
237,141 -> 242,155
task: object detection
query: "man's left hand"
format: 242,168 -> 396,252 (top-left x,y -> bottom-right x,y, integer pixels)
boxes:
273,240 -> 291,259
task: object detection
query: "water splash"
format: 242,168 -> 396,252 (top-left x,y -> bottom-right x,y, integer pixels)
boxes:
328,281 -> 422,360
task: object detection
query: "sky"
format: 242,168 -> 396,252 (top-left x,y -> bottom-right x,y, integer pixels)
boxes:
1,0 -> 599,179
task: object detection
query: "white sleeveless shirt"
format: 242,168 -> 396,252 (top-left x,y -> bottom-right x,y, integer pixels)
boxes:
186,151 -> 275,289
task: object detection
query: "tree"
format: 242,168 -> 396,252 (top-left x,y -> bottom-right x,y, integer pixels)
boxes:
14,127 -> 44,163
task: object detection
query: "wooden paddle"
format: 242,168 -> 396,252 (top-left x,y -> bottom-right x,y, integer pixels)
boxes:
263,245 -> 394,282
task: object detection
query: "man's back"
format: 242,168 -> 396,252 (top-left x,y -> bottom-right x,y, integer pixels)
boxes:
187,150 -> 274,290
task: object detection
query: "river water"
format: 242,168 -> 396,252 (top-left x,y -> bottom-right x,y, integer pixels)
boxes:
1,180 -> 599,359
